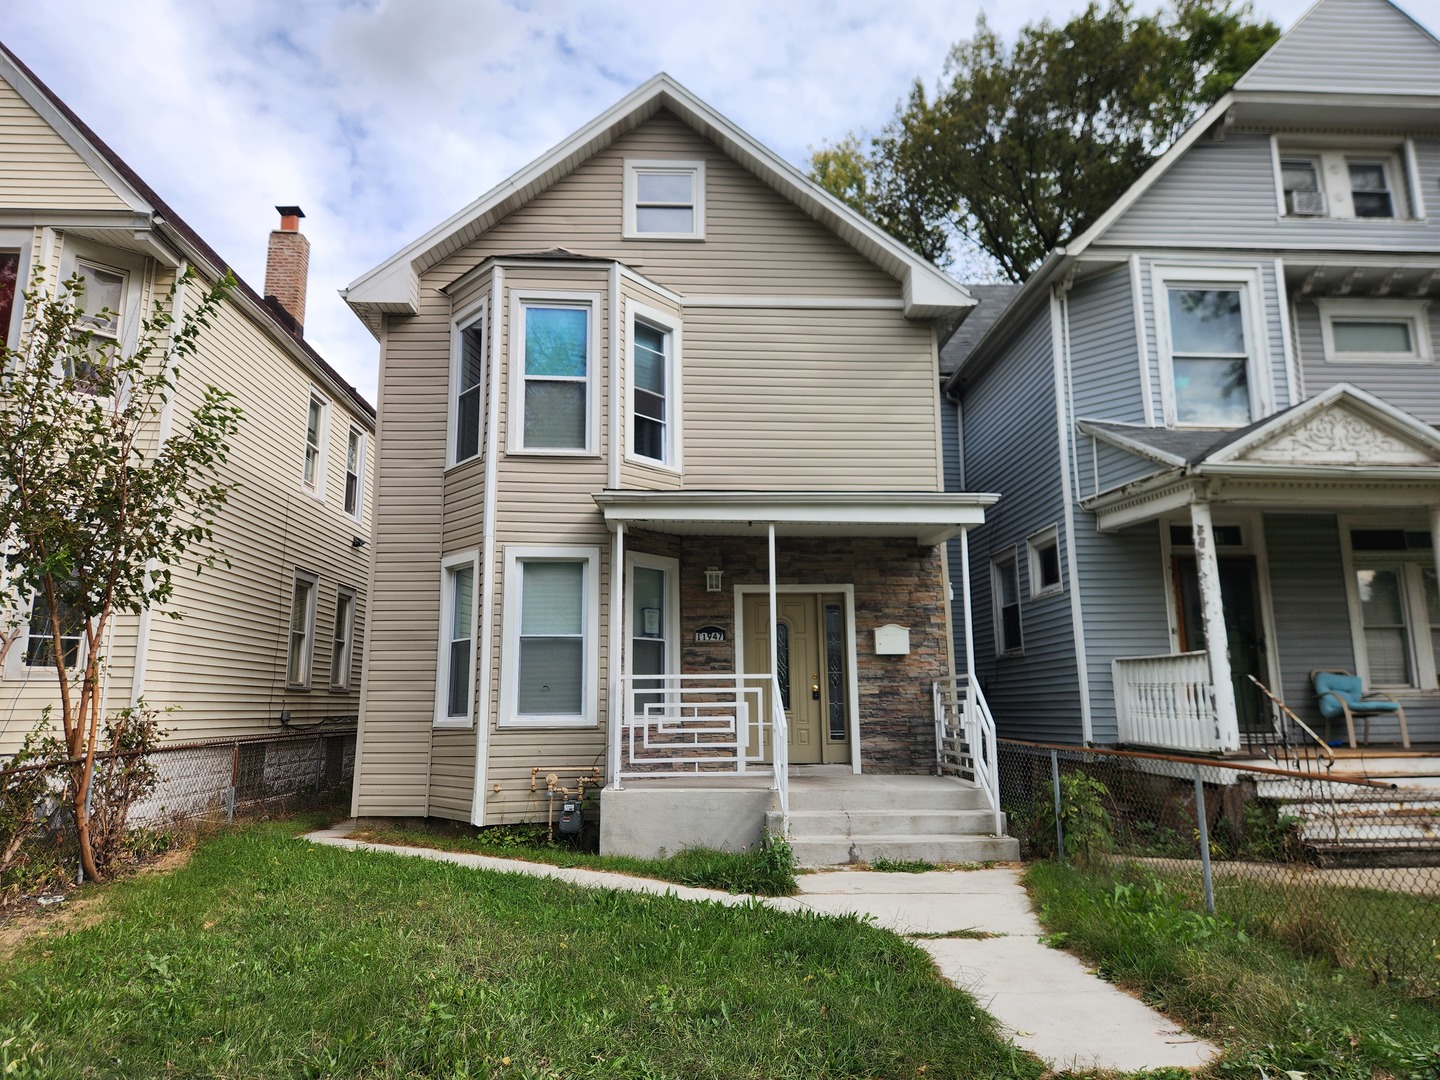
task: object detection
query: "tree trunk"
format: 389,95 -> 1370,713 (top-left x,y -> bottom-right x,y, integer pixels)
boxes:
74,746 -> 101,882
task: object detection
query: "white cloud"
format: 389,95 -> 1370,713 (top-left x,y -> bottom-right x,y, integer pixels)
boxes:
0,0 -> 1335,399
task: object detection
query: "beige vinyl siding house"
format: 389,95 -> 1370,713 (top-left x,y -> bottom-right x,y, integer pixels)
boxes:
346,75 -> 1009,861
0,43 -> 374,757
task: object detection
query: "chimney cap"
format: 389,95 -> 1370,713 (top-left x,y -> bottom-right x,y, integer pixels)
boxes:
275,205 -> 306,219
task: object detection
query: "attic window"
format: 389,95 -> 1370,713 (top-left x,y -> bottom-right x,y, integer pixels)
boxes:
624,160 -> 705,240
1275,143 -> 1416,221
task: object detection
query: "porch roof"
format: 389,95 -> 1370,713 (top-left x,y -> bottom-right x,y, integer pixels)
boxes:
1081,385 -> 1440,531
592,489 -> 998,546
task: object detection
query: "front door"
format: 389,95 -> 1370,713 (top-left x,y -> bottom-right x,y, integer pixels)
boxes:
1174,556 -> 1268,734
742,593 -> 851,765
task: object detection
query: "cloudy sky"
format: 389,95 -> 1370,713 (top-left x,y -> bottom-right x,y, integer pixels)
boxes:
0,0 -> 1367,400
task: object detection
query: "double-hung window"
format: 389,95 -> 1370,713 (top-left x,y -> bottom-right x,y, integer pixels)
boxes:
501,546 -> 599,727
992,552 -> 1023,656
1276,144 -> 1415,221
343,427 -> 365,518
511,295 -> 597,453
330,587 -> 356,691
626,301 -> 681,468
436,553 -> 477,725
302,392 -> 329,495
23,589 -> 83,670
1348,529 -> 1440,689
286,571 -> 318,689
623,160 -> 705,239
1154,266 -> 1266,429
69,259 -> 126,389
453,318 -> 485,464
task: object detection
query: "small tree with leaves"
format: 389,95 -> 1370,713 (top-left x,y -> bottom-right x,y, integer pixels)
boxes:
0,266 -> 241,880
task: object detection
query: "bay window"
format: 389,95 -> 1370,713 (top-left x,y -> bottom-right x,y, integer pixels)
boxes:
510,294 -> 599,453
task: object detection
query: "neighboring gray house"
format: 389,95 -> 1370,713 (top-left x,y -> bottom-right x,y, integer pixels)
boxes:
944,0 -> 1440,757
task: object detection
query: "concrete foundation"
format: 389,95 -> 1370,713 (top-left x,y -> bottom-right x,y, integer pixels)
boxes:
599,785 -> 777,859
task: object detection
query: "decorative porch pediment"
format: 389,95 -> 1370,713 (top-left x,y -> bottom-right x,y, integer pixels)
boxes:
1207,385 -> 1440,469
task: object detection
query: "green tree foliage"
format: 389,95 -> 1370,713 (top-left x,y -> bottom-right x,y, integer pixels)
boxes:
0,267 -> 241,879
810,1 -> 1279,281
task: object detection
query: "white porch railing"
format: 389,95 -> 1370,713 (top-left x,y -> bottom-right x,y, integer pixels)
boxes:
611,673 -> 789,832
933,676 -> 1002,836
1112,651 -> 1232,752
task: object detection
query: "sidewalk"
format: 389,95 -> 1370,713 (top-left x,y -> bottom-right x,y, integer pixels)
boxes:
306,823 -> 1217,1073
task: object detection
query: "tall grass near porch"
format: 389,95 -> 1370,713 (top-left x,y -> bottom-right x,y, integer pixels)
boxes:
1,815 -> 1043,1079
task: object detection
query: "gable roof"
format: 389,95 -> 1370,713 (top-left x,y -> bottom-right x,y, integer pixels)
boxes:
342,73 -> 974,336
1235,0 -> 1440,95
939,283 -> 1023,377
0,40 -> 374,423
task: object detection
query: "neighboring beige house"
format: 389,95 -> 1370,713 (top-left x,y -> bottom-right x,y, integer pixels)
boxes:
0,42 -> 374,758
344,75 -> 1016,864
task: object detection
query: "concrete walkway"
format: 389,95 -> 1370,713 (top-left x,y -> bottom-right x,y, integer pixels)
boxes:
305,824 -> 1218,1073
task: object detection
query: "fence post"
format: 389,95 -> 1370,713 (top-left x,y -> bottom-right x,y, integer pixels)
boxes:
227,742 -> 239,823
1050,749 -> 1065,862
1192,763 -> 1215,915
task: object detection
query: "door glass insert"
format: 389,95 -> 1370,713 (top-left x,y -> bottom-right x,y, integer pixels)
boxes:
632,565 -> 666,711
776,621 -> 791,710
824,603 -> 846,741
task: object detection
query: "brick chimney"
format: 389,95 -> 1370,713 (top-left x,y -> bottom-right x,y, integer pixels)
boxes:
264,205 -> 309,335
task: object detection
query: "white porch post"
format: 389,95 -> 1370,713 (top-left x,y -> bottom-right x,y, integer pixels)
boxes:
768,524 -> 778,766
1430,507 -> 1440,613
1190,501 -> 1240,751
608,523 -> 626,788
959,527 -> 977,684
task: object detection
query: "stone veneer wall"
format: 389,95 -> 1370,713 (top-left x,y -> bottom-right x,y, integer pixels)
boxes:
626,531 -> 947,773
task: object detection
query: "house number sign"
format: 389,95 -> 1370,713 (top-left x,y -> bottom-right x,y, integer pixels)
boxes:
693,625 -> 727,643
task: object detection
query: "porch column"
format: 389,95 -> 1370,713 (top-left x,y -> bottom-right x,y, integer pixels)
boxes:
608,523 -> 626,788
1190,501 -> 1240,751
959,528 -> 977,683
767,524 -> 778,679
1430,507 -> 1440,611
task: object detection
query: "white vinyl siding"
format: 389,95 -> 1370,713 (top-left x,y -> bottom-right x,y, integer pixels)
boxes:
435,552 -> 478,727
286,571 -> 318,689
500,546 -> 600,728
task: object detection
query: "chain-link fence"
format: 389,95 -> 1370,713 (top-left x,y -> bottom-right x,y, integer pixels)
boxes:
998,738 -> 1440,997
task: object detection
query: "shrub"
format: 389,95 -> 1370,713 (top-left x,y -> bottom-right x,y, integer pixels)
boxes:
0,723 -> 65,903
88,706 -> 165,873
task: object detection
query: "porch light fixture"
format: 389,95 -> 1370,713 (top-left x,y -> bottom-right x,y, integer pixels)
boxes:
705,566 -> 724,593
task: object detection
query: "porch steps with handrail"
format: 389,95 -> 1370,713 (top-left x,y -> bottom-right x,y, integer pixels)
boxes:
763,774 -> 1019,867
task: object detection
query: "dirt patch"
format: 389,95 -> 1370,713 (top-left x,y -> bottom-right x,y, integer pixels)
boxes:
0,844 -> 194,961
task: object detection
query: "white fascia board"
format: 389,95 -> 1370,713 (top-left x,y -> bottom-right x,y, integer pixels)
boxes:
1206,382 -> 1440,465
593,491 -> 998,531
0,50 -> 152,215
1085,476 -> 1200,532
343,73 -> 974,325
1076,420 -> 1189,468
1065,94 -> 1235,259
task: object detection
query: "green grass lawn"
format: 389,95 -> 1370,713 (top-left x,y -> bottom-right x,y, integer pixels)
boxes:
351,817 -> 799,897
0,814 -> 1045,1079
1026,859 -> 1440,1080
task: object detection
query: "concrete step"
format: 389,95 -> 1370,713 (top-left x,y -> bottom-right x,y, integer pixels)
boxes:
787,780 -> 992,813
788,833 -> 1021,867
769,808 -> 1005,838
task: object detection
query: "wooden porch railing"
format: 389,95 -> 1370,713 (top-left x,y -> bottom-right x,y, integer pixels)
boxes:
1112,651 -> 1233,752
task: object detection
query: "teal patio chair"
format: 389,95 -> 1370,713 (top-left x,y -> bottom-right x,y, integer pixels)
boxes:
1310,669 -> 1410,750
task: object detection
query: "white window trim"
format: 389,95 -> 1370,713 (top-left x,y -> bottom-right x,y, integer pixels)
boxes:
1317,298 -> 1432,364
1338,518 -> 1438,692
330,584 -> 357,692
4,589 -> 87,681
623,299 -> 683,472
991,550 -> 1023,658
623,158 -> 706,240
286,569 -> 319,690
624,551 -> 680,679
435,550 -> 480,728
1026,525 -> 1063,600
0,229 -> 36,350
448,298 -> 487,468
301,390 -> 331,500
343,426 -> 366,520
499,545 -> 601,729
1271,137 -> 1421,222
57,239 -> 144,358
506,290 -> 602,456
1151,264 -> 1272,429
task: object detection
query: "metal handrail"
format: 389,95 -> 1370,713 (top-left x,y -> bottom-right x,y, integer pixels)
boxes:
768,673 -> 789,834
1247,674 -> 1336,772
934,675 -> 1002,835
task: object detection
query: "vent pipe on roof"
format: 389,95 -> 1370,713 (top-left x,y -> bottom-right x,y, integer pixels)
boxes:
264,204 -> 309,335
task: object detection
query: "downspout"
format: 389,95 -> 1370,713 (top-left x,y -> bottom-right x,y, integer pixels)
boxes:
469,266 -> 504,825
129,260 -> 188,708
1050,284 -> 1094,744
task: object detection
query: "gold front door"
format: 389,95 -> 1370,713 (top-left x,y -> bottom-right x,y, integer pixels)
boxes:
743,593 -> 851,765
